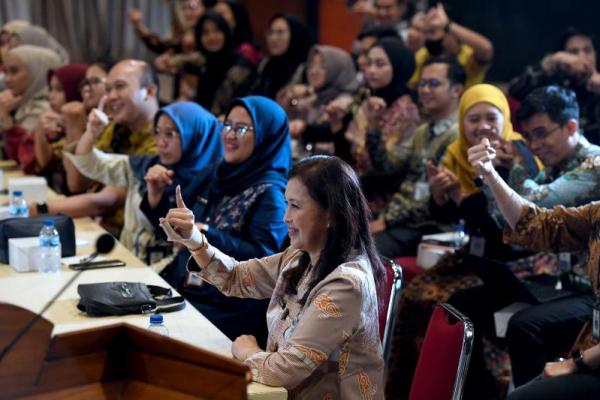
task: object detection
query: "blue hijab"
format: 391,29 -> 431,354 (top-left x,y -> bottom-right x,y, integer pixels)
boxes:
213,96 -> 292,195
130,102 -> 223,189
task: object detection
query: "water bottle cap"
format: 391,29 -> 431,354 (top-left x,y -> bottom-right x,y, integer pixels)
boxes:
150,314 -> 163,324
12,190 -> 23,196
43,219 -> 55,227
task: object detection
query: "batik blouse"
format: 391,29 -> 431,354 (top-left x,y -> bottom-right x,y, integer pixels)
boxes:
189,247 -> 385,399
504,203 -> 600,352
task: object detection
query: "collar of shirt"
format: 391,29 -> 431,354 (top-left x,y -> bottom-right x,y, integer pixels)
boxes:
429,112 -> 458,138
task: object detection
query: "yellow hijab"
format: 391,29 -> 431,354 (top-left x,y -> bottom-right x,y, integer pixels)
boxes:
443,83 -> 523,196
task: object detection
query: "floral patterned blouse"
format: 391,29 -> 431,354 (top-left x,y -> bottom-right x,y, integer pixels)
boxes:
189,247 -> 385,399
504,204 -> 600,352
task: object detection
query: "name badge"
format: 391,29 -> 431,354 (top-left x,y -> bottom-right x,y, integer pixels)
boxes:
184,272 -> 206,288
414,181 -> 430,201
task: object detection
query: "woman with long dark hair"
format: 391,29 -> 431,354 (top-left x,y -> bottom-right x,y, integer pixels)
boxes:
160,155 -> 386,399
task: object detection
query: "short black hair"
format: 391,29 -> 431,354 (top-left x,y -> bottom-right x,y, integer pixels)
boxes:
422,56 -> 466,86
357,25 -> 399,41
516,85 -> 579,126
557,26 -> 596,52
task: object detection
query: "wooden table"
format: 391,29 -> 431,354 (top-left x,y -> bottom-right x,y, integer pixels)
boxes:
0,216 -> 286,400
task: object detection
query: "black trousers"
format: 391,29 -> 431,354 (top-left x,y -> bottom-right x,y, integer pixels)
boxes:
508,371 -> 600,400
507,292 -> 596,386
374,226 -> 422,258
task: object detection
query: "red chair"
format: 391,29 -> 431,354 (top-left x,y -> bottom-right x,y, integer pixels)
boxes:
379,258 -> 403,368
408,303 -> 474,400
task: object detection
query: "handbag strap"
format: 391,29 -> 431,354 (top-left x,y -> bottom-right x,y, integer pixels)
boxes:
146,284 -> 186,313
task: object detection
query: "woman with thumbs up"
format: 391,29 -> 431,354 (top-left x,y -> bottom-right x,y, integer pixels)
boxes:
160,155 -> 386,399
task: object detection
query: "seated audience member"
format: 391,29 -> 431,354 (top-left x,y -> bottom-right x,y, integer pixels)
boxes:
27,64 -> 87,192
251,14 -> 313,99
509,27 -> 600,144
128,0 -> 204,55
353,26 -> 399,84
0,45 -> 63,160
468,127 -> 600,400
408,3 -> 493,89
62,102 -> 221,262
373,0 -> 412,41
188,11 -> 253,116
447,85 -> 600,398
212,0 -> 262,66
5,24 -> 69,63
143,96 -> 290,346
64,59 -> 158,194
369,56 -> 465,257
332,37 -> 419,176
385,83 -> 540,399
160,155 -> 386,399
452,86 -> 600,391
79,62 -> 109,112
277,44 -> 358,159
42,60 -> 159,238
0,20 -> 29,66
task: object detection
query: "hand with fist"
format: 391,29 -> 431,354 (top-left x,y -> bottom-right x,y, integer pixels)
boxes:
144,164 -> 175,208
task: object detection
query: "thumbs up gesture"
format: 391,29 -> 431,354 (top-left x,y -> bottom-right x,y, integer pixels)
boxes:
468,137 -> 497,176
159,185 -> 204,249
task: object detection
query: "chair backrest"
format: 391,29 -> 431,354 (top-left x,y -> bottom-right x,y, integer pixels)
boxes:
408,303 -> 474,400
379,257 -> 403,367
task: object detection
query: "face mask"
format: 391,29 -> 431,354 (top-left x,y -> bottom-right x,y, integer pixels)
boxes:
425,39 -> 445,56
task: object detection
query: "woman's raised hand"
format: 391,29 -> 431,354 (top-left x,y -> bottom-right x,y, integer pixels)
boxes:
145,164 -> 175,209
159,185 -> 203,249
468,138 -> 496,177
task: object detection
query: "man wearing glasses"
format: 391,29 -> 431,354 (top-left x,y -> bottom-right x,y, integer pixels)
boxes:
369,56 -> 465,257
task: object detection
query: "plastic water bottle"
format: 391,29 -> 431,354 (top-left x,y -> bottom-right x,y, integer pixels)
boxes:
148,314 -> 169,336
454,219 -> 467,248
37,219 -> 61,273
9,190 -> 28,217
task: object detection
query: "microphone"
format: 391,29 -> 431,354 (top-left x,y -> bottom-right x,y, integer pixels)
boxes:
69,233 -> 117,269
0,233 -> 119,362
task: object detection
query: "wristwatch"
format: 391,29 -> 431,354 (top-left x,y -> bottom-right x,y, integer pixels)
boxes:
573,350 -> 591,373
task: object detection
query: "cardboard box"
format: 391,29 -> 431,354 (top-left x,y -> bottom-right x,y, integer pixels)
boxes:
8,237 -> 39,272
8,177 -> 47,204
494,302 -> 531,338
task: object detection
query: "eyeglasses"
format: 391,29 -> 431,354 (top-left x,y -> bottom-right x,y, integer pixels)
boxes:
521,125 -> 562,143
153,129 -> 180,141
417,78 -> 446,89
221,122 -> 254,138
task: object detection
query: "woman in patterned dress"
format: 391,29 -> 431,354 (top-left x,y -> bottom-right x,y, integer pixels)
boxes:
160,155 -> 386,399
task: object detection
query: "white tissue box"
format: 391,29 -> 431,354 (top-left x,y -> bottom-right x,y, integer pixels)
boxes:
416,242 -> 455,269
8,237 -> 39,272
494,302 -> 530,338
8,177 -> 47,203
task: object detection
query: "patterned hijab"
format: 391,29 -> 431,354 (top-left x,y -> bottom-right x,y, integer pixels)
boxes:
444,83 -> 523,195
213,96 -> 292,195
11,25 -> 69,63
7,45 -> 63,108
130,102 -> 223,189
308,45 -> 358,106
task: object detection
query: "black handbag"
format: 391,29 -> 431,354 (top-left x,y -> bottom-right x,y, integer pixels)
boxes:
0,214 -> 76,263
77,281 -> 186,316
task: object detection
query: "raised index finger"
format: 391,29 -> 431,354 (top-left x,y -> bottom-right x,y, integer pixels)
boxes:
97,95 -> 107,112
175,185 -> 187,209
